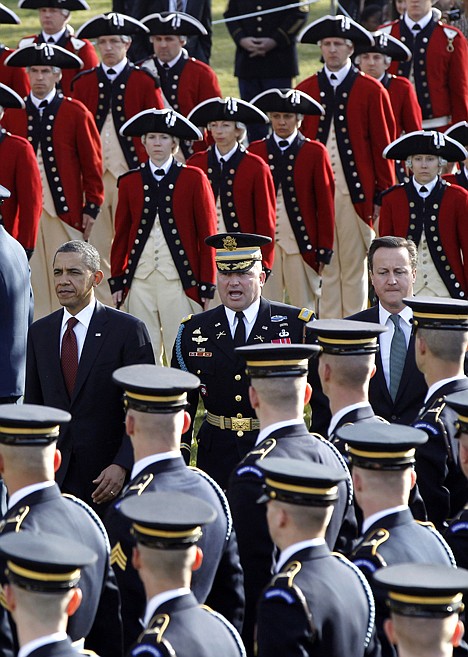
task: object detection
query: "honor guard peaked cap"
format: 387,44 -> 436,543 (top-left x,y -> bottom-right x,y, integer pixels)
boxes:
337,423 -> 428,470
205,232 -> 271,273
119,491 -> 217,549
0,404 -> 70,445
0,3 -> 19,23
188,96 -> 269,127
0,83 -> 25,109
374,563 -> 468,617
142,11 -> 207,36
445,121 -> 468,148
298,14 -> 375,46
257,457 -> 347,506
445,391 -> 468,436
251,88 -> 324,116
0,184 -> 11,201
353,30 -> 412,60
75,13 -> 149,39
120,108 -> 202,141
0,531 -> 96,592
383,130 -> 468,162
403,296 -> 468,329
236,343 -> 320,378
113,364 -> 200,413
5,42 -> 83,68
18,0 -> 89,9
307,318 -> 388,355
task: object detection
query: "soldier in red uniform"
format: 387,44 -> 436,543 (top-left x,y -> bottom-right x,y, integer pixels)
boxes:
296,15 -> 396,319
72,12 -> 164,306
17,0 -> 98,97
380,130 -> 468,299
110,108 -> 217,364
0,83 -> 41,259
249,88 -> 334,312
187,96 -> 276,275
444,121 -> 468,190
379,0 -> 468,130
139,11 -> 221,159
0,3 -> 29,98
3,44 -> 103,319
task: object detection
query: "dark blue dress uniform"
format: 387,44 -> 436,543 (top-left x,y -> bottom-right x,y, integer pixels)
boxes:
254,459 -> 379,657
0,406 -> 122,657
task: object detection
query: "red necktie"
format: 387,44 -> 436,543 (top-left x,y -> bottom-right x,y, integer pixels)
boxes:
61,317 -> 79,397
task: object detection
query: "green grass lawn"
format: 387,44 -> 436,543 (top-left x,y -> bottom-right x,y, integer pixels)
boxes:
1,0 -> 327,93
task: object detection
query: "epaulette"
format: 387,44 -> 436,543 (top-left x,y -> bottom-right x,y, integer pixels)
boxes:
125,472 -> 155,497
18,36 -> 35,48
298,308 -> 314,322
80,650 -> 99,656
181,314 -> 193,323
416,520 -> 456,565
117,168 -> 140,187
381,183 -> 405,198
70,36 -> 87,51
190,466 -> 233,540
351,528 -> 390,574
0,505 -> 30,533
263,561 -> 316,637
200,606 -> 246,656
134,65 -> 162,86
332,553 -> 376,648
234,438 -> 276,480
379,21 -> 396,33
62,493 -> 110,555
245,437 -> 277,460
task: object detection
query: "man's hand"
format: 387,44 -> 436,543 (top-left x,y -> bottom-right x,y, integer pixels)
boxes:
201,297 -> 210,311
82,213 -> 96,241
239,37 -> 259,54
92,464 -> 126,504
318,262 -> 325,276
112,290 -> 123,308
253,37 -> 277,56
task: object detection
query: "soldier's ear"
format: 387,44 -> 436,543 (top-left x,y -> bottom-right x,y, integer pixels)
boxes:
452,620 -> 464,647
249,385 -> 259,409
304,382 -> 312,406
53,448 -> 62,473
182,411 -> 191,434
370,364 -> 377,379
383,618 -> 397,646
192,546 -> 203,572
67,588 -> 82,617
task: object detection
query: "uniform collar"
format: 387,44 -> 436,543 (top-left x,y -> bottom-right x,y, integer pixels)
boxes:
102,58 -> 127,78
19,633 -> 68,657
404,10 -> 433,30
224,298 -> 261,330
8,481 -> 56,510
413,175 -> 438,196
215,143 -> 239,163
324,60 -> 351,85
328,402 -> 373,436
273,130 -> 297,149
275,538 -> 326,573
144,588 -> 191,627
41,28 -> 67,44
131,451 -> 180,480
30,87 -> 57,109
362,505 -> 409,534
157,49 -> 184,69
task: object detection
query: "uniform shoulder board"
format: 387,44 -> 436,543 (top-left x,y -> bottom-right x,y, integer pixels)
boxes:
378,23 -> 394,33
70,36 -> 87,51
117,168 -> 140,187
62,493 -> 110,554
190,466 -> 233,540
381,183 -> 405,198
351,528 -> 390,574
200,606 -> 247,656
416,521 -> 456,565
70,66 -> 97,90
442,26 -> 459,41
135,65 -> 162,86
181,314 -> 193,323
246,437 -> 277,460
18,37 -> 35,48
298,308 -> 314,322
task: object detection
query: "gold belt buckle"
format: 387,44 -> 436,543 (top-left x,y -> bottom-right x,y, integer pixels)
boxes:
231,417 -> 251,432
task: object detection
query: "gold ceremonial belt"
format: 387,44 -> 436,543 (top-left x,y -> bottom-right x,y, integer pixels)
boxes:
206,412 -> 260,432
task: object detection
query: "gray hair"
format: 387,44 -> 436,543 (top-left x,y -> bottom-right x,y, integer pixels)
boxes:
406,155 -> 447,168
54,240 -> 100,272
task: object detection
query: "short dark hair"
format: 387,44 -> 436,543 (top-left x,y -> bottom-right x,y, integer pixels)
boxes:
368,236 -> 418,272
54,241 -> 100,273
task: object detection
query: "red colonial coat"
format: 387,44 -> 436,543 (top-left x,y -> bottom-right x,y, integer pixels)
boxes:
19,30 -> 98,97
0,47 -> 29,97
187,148 -> 276,270
385,73 -> 422,135
71,65 -> 164,163
383,19 -> 468,126
110,162 -> 217,305
248,136 -> 335,272
0,131 -> 42,252
165,57 -> 221,117
379,181 -> 468,294
2,97 -> 103,231
296,71 -> 396,225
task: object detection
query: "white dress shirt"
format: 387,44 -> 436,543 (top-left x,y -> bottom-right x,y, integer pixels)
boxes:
60,299 -> 96,360
379,303 -> 412,389
224,298 -> 261,341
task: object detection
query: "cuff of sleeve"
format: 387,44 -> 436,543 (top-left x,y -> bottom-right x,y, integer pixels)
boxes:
316,248 -> 333,264
83,202 -> 101,219
108,275 -> 124,293
199,282 -> 216,299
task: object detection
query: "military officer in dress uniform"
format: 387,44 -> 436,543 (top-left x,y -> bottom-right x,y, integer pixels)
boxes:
443,391 -> 468,569
120,491 -> 246,657
187,98 -> 276,277
353,31 -> 421,184
139,12 -> 221,160
374,564 -> 468,657
3,44 -> 104,320
0,532 -> 98,657
444,121 -> 468,190
0,3 -> 29,98
171,233 -> 314,489
379,0 -> 468,131
380,131 -> 468,299
407,297 -> 468,529
17,0 -> 98,97
227,344 -> 355,656
0,405 -> 123,657
105,365 -> 244,652
0,83 -> 42,259
109,108 -> 217,364
296,15 -> 396,318
255,458 -> 380,657
72,12 -> 164,306
340,423 -> 455,657
248,88 -> 334,312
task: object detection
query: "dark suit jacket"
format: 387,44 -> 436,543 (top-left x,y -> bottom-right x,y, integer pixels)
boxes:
113,0 -> 212,63
24,301 -> 154,507
27,637 -> 81,657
